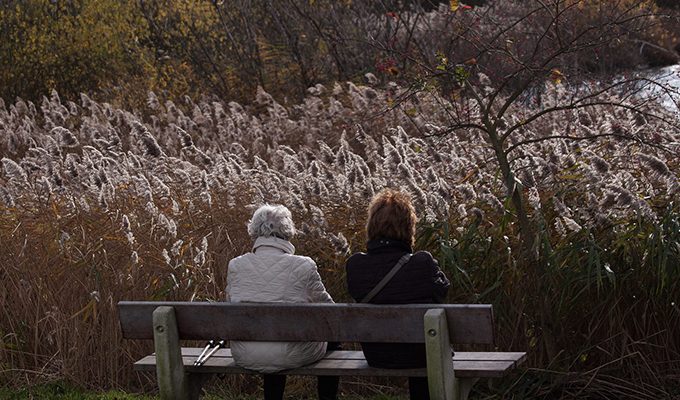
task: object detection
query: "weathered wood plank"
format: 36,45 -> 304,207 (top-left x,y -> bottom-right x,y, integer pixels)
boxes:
424,309 -> 456,399
455,352 -> 526,363
134,355 -> 519,378
118,302 -> 494,345
153,307 -> 189,400
176,348 -> 526,364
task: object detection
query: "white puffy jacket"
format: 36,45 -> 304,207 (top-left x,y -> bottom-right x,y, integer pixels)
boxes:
226,236 -> 334,373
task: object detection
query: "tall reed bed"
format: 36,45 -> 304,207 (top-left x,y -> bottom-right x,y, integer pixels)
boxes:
0,82 -> 678,397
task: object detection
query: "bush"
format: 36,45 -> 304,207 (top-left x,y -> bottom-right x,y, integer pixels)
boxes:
1,1 -> 678,107
0,1 -> 150,103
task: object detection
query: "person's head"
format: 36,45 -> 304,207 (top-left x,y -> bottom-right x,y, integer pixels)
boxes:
366,188 -> 417,248
247,204 -> 296,241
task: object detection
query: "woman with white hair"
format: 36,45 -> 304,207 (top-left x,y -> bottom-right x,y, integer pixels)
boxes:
226,204 -> 338,400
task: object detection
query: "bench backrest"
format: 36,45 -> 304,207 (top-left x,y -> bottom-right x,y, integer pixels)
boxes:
118,302 -> 494,345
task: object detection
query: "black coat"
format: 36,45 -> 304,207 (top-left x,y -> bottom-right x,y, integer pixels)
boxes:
345,238 -> 450,368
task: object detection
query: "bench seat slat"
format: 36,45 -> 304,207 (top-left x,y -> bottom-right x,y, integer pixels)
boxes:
176,348 -> 526,364
133,350 -> 525,378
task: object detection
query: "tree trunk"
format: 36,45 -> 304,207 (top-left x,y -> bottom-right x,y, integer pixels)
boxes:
486,127 -> 558,362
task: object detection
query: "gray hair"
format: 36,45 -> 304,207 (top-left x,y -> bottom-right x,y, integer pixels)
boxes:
247,204 -> 296,240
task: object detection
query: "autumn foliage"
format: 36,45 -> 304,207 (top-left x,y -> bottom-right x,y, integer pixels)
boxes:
0,0 -> 678,106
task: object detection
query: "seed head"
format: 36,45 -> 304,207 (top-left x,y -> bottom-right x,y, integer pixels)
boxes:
0,186 -> 15,207
590,155 -> 610,174
132,122 -> 163,157
2,158 -> 28,183
638,154 -> 670,177
563,217 -> 582,232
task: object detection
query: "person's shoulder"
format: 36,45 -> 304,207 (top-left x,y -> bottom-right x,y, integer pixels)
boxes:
411,250 -> 437,264
346,251 -> 368,265
287,254 -> 317,270
228,253 -> 253,268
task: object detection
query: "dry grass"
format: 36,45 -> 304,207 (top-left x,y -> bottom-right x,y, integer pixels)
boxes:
0,80 -> 678,398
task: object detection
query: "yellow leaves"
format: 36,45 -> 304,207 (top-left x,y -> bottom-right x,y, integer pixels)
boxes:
550,68 -> 565,84
318,39 -> 328,55
404,108 -> 418,117
560,174 -> 583,180
1,0 -> 150,101
450,0 -> 472,11
450,0 -> 459,11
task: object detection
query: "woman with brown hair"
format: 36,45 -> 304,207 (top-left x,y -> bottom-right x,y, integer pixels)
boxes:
345,188 -> 450,400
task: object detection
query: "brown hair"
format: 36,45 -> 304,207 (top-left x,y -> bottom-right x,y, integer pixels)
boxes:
366,188 -> 417,248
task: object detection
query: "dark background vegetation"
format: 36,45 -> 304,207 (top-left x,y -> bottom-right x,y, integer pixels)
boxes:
1,0 -> 679,108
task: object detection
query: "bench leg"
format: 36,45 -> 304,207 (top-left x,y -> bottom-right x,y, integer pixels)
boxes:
154,306 -> 190,400
187,374 -> 209,400
424,308 -> 456,400
457,378 -> 479,400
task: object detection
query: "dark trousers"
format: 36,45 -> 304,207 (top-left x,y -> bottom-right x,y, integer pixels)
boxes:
263,342 -> 341,400
263,374 -> 339,400
408,377 -> 430,400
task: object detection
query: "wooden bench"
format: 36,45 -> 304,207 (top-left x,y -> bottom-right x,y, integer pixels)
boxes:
118,301 -> 526,400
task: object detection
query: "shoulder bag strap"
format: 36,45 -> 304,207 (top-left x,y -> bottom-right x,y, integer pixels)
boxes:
360,253 -> 412,303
